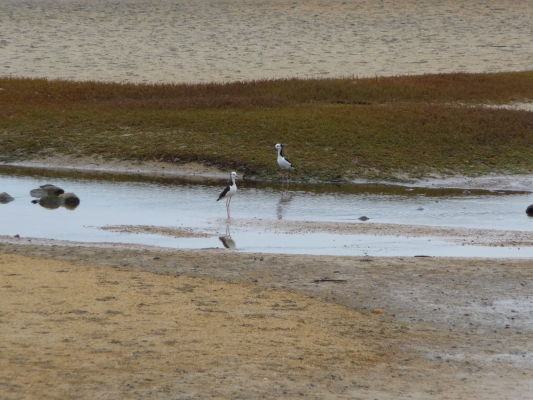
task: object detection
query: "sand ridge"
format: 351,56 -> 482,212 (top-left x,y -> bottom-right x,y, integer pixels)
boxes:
97,220 -> 533,248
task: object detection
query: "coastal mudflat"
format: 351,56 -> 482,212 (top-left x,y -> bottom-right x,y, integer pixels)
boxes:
1,243 -> 531,399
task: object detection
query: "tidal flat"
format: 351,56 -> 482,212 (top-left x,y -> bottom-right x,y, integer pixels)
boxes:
1,1 -> 532,398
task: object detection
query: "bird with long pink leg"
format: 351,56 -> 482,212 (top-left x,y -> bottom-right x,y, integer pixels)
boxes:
217,171 -> 238,219
275,143 -> 295,184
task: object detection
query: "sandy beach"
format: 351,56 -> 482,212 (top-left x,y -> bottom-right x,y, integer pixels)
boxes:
1,240 -> 532,399
1,0 -> 532,83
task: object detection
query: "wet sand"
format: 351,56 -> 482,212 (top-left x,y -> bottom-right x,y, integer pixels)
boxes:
2,156 -> 229,181
101,225 -> 212,239
99,221 -> 533,248
1,242 -> 532,399
226,219 -> 533,247
3,154 -> 533,191
1,0 -> 532,83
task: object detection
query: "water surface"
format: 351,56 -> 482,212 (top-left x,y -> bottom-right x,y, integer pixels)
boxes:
1,173 -> 531,258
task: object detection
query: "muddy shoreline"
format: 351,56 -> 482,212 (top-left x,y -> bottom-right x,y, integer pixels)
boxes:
0,157 -> 229,182
1,240 -> 532,399
2,156 -> 533,191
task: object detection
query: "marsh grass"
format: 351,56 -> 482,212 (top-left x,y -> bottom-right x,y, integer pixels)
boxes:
1,72 -> 532,181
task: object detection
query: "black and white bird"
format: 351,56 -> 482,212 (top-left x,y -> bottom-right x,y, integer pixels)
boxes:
275,143 -> 294,182
217,171 -> 238,219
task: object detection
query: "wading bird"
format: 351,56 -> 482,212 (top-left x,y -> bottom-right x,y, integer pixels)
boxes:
275,143 -> 294,182
217,171 -> 238,219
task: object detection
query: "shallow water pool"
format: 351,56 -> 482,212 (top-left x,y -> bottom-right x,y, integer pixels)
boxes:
0,173 -> 532,258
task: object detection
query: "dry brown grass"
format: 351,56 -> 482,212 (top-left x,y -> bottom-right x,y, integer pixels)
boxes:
2,71 -> 533,109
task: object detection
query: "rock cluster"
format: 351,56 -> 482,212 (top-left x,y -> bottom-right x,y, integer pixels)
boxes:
30,184 -> 80,210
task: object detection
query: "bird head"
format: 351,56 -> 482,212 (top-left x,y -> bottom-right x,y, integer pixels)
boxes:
230,171 -> 238,179
275,143 -> 282,151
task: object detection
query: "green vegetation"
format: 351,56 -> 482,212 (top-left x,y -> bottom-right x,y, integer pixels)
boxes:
1,72 -> 532,181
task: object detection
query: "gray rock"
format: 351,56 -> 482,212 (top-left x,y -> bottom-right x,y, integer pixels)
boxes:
526,204 -> 533,217
30,184 -> 65,198
0,192 -> 14,204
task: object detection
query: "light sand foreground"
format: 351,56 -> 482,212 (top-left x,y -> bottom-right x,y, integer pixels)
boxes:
1,253 -> 390,399
1,243 -> 532,399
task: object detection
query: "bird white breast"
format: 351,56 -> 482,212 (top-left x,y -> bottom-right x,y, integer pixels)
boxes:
277,155 -> 292,170
227,183 -> 237,197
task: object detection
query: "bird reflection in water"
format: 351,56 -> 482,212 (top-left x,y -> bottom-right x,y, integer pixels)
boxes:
31,193 -> 81,210
276,190 -> 294,220
218,221 -> 236,249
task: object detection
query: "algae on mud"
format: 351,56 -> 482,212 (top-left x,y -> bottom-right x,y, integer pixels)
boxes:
1,72 -> 532,182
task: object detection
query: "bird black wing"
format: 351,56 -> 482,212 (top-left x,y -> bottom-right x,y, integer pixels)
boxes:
285,156 -> 294,167
282,155 -> 294,169
217,185 -> 230,201
280,146 -> 294,168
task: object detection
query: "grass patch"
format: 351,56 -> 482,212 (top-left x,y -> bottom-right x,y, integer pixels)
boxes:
1,72 -> 532,181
